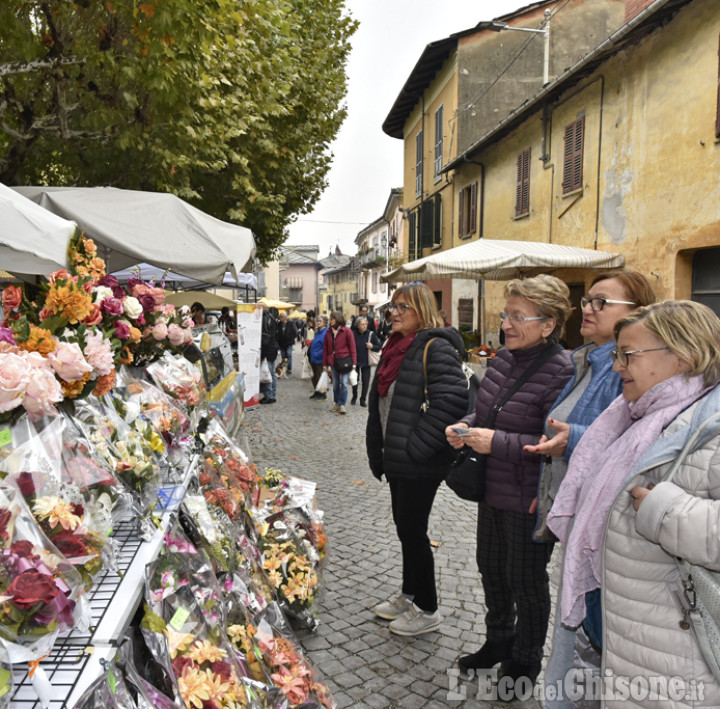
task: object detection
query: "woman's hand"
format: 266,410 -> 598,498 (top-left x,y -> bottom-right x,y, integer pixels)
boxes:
523,419 -> 570,457
445,423 -> 469,449
366,342 -> 373,350
465,427 -> 495,455
631,484 -> 655,513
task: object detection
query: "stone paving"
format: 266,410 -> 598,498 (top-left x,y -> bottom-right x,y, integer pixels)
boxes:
244,346 -> 558,708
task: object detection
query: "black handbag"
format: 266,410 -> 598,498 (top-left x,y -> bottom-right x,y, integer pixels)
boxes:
334,355 -> 353,373
445,344 -> 562,502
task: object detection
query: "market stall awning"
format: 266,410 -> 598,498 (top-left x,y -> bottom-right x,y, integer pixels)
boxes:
111,262 -> 257,292
164,290 -> 238,310
382,238 -> 624,282
0,182 -> 76,276
13,185 -> 256,286
257,297 -> 295,310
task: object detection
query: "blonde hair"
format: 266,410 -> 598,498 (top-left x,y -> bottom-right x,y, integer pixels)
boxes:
614,300 -> 720,387
392,282 -> 444,330
504,274 -> 572,344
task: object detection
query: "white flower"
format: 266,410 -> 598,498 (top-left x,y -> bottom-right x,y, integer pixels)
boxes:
92,286 -> 114,303
123,296 -> 143,319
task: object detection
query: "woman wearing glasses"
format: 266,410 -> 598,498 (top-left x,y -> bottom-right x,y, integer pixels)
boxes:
547,301 -> 720,707
523,271 -> 655,706
447,275 -> 573,688
366,282 -> 468,636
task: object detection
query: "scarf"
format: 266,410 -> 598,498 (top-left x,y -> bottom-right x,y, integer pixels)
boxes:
376,331 -> 417,397
548,374 -> 706,628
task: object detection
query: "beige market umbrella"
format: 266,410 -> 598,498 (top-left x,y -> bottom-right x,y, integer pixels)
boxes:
257,297 -> 294,310
165,290 -> 237,310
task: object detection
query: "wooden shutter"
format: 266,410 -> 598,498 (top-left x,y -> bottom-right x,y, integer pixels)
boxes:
515,148 -> 531,216
433,193 -> 442,246
421,199 -> 434,249
469,182 -> 478,235
562,118 -> 584,194
716,33 -> 720,139
458,298 -> 473,328
458,188 -> 465,237
408,211 -> 417,260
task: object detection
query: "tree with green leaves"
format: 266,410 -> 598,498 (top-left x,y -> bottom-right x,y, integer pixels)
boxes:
0,0 -> 357,262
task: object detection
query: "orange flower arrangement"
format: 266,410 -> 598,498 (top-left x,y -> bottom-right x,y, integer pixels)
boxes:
44,280 -> 93,324
92,370 -> 116,397
118,346 -> 133,365
61,372 -> 91,399
18,325 -> 56,355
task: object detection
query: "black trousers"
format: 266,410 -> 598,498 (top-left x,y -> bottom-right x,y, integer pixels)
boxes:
389,477 -> 441,613
476,501 -> 554,665
351,365 -> 371,403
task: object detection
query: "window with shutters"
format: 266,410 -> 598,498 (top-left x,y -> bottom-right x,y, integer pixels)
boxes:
716,34 -> 720,139
458,298 -> 474,329
458,182 -> 478,237
515,148 -> 531,217
415,131 -> 423,198
433,193 -> 442,247
420,198 -> 434,249
562,117 -> 585,195
372,272 -> 379,294
434,106 -> 444,181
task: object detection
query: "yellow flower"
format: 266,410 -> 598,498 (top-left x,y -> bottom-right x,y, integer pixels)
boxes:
19,326 -> 56,355
33,496 -> 81,531
83,238 -> 97,255
204,667 -> 233,700
163,626 -> 195,659
44,281 -> 93,324
178,666 -> 212,708
187,639 -> 227,664
226,624 -> 247,644
266,569 -> 283,588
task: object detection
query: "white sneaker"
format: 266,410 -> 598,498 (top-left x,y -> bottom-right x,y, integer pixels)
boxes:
373,594 -> 413,620
389,603 -> 441,636
338,405 -> 347,414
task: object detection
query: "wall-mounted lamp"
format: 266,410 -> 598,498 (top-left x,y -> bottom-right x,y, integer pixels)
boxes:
477,9 -> 551,86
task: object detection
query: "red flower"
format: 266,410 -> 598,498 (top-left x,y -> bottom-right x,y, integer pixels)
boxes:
16,472 -> 36,498
210,660 -> 232,679
172,655 -> 194,676
52,531 -> 87,559
0,509 -> 12,539
10,541 -> 36,558
70,503 -> 84,518
1,286 -> 22,311
7,570 -> 59,609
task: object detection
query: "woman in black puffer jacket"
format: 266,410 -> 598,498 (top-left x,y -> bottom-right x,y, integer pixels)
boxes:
366,282 -> 469,637
447,275 -> 573,691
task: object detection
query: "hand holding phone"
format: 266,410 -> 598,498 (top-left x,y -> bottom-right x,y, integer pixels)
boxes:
450,426 -> 471,436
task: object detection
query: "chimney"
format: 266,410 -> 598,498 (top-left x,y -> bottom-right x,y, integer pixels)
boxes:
625,0 -> 654,23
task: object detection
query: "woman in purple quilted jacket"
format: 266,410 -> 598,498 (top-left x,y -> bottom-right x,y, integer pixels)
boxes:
446,274 -> 574,692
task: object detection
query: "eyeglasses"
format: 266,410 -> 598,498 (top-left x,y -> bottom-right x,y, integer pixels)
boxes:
581,296 -> 636,312
389,303 -> 413,313
610,347 -> 670,366
499,311 -> 545,324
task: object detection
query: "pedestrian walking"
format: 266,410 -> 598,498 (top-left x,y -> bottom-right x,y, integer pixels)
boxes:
367,282 -> 468,636
259,304 -> 279,404
352,304 -> 376,332
447,275 -> 573,689
277,311 -> 298,375
308,315 -> 328,400
377,307 -> 393,344
351,316 -> 381,407
322,311 -> 356,414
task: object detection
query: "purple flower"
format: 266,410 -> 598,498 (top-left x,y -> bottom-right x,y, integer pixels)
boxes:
0,327 -> 16,346
100,297 -> 124,316
126,277 -> 143,291
113,321 -> 131,340
139,294 -> 155,313
112,285 -> 126,299
97,275 -> 119,289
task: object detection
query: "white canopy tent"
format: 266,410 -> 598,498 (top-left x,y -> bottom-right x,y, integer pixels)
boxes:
0,183 -> 77,276
382,238 -> 624,282
14,186 -> 256,286
110,262 -> 257,292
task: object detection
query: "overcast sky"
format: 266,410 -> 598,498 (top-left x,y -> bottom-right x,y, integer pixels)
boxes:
284,0 -> 531,257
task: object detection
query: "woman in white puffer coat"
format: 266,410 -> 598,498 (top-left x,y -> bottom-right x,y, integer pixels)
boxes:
548,301 -> 720,708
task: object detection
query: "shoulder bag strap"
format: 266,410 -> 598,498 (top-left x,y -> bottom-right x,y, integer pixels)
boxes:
421,338 -> 439,411
484,344 -> 562,428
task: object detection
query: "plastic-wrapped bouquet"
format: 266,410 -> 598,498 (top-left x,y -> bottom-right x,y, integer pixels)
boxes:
0,487 -> 84,662
146,353 -> 206,411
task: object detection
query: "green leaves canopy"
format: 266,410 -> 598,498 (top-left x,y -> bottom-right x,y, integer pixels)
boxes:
0,0 -> 357,262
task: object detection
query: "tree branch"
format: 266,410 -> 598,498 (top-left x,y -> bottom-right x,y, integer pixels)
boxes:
0,57 -> 81,77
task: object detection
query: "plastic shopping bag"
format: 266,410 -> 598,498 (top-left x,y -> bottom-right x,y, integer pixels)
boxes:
260,358 -> 272,384
301,356 -> 312,380
315,371 -> 329,394
348,369 -> 358,387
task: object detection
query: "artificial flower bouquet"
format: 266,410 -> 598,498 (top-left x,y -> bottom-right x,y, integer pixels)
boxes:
2,469 -> 114,591
141,585 -> 250,709
146,353 -> 206,411
0,486 -> 84,662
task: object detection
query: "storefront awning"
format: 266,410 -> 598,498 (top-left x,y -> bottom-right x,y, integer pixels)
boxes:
382,238 -> 624,282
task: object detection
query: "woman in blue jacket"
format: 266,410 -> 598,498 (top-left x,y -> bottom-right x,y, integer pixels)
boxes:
308,315 -> 328,401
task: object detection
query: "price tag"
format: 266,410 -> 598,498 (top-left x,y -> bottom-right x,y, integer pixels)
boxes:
170,606 -> 190,631
107,669 -> 116,694
0,429 -> 11,448
0,668 -> 10,698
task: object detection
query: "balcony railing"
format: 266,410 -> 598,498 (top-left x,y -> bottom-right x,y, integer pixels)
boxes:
358,246 -> 387,268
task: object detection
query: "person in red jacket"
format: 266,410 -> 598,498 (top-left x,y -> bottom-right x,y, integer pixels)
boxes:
322,310 -> 357,414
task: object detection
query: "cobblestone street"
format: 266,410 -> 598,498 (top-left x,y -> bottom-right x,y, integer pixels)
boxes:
245,348 -> 556,708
